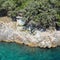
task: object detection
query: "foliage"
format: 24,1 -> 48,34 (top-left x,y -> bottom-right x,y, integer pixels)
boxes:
0,0 -> 60,29
23,0 -> 60,28
0,0 -> 29,17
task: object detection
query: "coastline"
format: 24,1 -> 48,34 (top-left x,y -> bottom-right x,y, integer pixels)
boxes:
0,38 -> 57,48
0,22 -> 60,48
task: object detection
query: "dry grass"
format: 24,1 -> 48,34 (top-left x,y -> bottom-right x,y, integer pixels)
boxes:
0,16 -> 12,23
0,16 -> 17,29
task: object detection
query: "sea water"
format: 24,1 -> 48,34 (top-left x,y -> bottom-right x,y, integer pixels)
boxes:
0,42 -> 60,60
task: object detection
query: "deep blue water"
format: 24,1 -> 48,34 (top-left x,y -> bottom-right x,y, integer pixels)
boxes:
0,42 -> 60,60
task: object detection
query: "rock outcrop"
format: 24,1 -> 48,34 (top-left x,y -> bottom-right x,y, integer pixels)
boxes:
0,23 -> 60,48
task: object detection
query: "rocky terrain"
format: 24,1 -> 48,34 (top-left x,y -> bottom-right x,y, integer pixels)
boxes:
0,22 -> 60,48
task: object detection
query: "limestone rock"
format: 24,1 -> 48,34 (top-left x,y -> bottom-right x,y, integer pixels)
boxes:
0,23 -> 60,48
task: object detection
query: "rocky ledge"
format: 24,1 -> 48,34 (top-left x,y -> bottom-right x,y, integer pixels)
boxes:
0,23 -> 60,48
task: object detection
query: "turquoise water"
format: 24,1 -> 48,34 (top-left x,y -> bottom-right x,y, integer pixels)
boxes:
0,42 -> 60,60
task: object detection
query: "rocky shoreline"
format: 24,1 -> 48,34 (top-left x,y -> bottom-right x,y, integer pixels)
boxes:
0,22 -> 60,48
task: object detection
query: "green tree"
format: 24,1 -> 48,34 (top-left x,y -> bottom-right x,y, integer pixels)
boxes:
23,0 -> 60,29
0,0 -> 27,17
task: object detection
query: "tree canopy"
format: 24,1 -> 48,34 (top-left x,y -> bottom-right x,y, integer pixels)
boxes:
0,0 -> 60,29
23,0 -> 60,29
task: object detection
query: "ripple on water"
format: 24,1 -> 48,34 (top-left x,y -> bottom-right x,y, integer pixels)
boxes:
0,42 -> 60,60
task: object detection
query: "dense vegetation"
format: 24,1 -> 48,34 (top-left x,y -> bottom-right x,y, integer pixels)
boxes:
0,0 -> 60,30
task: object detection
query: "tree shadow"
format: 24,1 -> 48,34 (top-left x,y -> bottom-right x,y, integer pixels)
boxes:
0,9 -> 7,17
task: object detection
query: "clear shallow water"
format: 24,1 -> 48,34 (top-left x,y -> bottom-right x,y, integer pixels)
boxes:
0,42 -> 60,60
